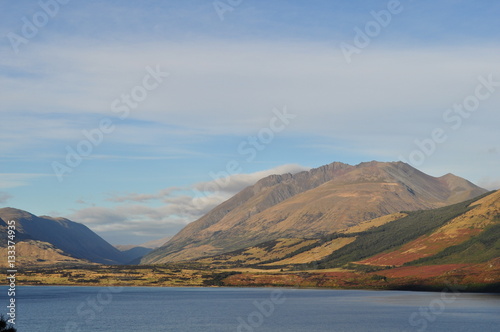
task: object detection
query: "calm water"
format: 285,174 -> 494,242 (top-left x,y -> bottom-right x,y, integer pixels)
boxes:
2,286 -> 499,331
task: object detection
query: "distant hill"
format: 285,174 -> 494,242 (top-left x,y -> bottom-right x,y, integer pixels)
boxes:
142,161 -> 487,264
114,236 -> 172,263
0,208 -> 128,265
139,236 -> 172,249
114,245 -> 153,264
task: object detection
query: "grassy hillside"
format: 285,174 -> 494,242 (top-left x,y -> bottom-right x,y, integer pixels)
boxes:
312,192 -> 493,269
409,223 -> 500,265
195,238 -> 321,267
0,240 -> 89,267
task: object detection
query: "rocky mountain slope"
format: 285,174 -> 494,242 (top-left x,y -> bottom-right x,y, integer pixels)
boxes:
142,161 -> 487,264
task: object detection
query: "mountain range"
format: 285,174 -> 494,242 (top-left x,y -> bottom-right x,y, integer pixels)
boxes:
1,160 -> 495,287
142,161 -> 487,264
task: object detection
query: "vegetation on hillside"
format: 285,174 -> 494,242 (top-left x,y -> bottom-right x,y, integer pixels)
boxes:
408,223 -> 500,265
312,193 -> 491,269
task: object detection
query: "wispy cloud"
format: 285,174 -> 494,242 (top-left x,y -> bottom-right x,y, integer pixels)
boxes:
0,173 -> 52,189
72,164 -> 309,239
193,164 -> 310,194
1,39 -> 499,168
107,164 -> 309,202
68,204 -> 195,241
0,192 -> 13,204
106,187 -> 182,203
478,178 -> 500,191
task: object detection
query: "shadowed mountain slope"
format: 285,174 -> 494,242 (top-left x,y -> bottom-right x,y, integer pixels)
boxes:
0,208 -> 127,265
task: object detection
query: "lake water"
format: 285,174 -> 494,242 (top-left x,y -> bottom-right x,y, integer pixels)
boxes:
3,286 -> 500,331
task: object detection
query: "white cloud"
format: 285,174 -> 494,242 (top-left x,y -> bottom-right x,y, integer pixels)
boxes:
0,192 -> 13,204
0,173 -> 51,189
1,40 -> 499,185
106,187 -> 182,203
477,178 -> 500,191
193,163 -> 310,194
108,164 -> 309,203
69,204 -> 198,237
70,164 -> 310,237
2,40 -> 499,140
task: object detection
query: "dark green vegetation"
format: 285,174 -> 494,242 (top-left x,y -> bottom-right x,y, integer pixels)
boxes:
202,271 -> 242,286
409,222 -> 500,265
310,193 -> 492,269
0,315 -> 16,332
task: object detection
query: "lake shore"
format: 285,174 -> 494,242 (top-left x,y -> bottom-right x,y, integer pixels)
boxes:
1,263 -> 499,294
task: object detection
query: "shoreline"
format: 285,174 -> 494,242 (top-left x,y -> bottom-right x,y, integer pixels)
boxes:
1,281 -> 499,294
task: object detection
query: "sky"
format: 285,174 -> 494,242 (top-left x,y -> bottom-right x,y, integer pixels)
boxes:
1,0 -> 499,245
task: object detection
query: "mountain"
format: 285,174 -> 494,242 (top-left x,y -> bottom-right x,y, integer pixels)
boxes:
115,245 -> 153,263
142,161 -> 487,264
139,236 -> 173,249
0,208 -> 128,265
184,191 -> 500,269
197,190 -> 500,291
114,236 -> 172,263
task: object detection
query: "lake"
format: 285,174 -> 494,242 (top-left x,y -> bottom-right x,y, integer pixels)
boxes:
3,286 -> 500,331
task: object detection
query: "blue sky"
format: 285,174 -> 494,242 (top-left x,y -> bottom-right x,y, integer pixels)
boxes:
1,0 -> 499,244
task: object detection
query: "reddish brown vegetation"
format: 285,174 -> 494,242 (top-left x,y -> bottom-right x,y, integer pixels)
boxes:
222,259 -> 500,291
358,228 -> 482,267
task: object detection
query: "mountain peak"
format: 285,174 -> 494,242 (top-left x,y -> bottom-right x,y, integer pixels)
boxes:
0,207 -> 38,220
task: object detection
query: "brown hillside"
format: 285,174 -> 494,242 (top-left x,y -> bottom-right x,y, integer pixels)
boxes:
0,240 -> 88,267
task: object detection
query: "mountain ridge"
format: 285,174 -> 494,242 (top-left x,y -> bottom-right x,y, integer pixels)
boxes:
0,207 -> 128,265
